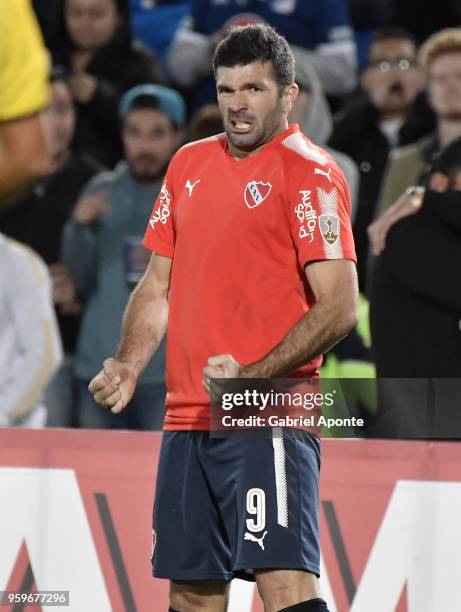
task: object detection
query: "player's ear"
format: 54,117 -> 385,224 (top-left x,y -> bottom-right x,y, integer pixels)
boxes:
283,82 -> 299,115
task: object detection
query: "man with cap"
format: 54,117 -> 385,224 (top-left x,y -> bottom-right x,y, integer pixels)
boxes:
62,84 -> 185,430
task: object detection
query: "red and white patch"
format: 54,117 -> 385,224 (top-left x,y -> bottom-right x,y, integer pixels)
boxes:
244,181 -> 272,209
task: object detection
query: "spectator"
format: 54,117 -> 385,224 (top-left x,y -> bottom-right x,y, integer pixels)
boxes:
369,138 -> 461,438
62,84 -> 185,430
51,0 -> 166,168
348,0 -> 393,69
0,0 -> 51,201
0,67 -> 101,251
0,233 -> 62,427
129,0 -> 189,64
168,0 -> 357,110
329,26 -> 424,289
377,28 -> 461,217
0,67 -> 102,427
370,137 -> 461,378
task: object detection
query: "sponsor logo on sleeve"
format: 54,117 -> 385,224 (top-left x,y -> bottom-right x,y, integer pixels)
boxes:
244,180 -> 272,208
149,181 -> 171,230
294,190 -> 317,242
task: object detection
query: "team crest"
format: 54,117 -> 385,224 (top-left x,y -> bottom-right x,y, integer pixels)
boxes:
244,181 -> 272,208
319,214 -> 339,245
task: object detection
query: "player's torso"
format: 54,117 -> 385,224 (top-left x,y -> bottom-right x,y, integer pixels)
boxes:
170,136 -> 296,271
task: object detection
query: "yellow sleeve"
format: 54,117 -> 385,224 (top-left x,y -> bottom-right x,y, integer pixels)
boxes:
0,0 -> 50,122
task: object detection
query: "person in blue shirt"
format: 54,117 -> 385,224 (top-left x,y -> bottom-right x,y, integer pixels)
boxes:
62,84 -> 185,430
168,0 -> 357,109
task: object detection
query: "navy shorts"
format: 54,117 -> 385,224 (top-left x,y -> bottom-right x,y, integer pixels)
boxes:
152,427 -> 321,581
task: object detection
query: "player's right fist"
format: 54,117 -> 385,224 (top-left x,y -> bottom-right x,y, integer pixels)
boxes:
88,358 -> 137,414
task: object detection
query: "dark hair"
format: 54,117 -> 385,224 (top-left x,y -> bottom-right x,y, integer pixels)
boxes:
371,26 -> 417,48
212,24 -> 295,93
432,137 -> 461,178
51,0 -> 132,57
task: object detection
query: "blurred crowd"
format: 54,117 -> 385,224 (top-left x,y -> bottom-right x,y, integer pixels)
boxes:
1,0 -> 461,431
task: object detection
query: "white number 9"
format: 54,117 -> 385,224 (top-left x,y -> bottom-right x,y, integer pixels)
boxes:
246,488 -> 266,532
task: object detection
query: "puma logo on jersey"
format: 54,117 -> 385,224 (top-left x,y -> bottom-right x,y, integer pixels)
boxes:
244,531 -> 268,550
185,179 -> 200,196
314,167 -> 332,183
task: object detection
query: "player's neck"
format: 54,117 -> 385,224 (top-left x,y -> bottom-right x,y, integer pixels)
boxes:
228,119 -> 290,160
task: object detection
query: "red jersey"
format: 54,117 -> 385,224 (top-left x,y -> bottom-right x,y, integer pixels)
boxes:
143,124 -> 356,430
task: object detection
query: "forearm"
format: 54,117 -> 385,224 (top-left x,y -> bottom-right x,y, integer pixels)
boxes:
116,281 -> 168,378
0,117 -> 51,199
242,299 -> 357,378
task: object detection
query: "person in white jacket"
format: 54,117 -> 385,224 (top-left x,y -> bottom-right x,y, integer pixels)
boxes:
0,233 -> 62,427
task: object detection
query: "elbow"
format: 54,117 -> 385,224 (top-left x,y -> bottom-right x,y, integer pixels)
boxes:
335,298 -> 359,340
340,304 -> 359,338
344,307 -> 359,334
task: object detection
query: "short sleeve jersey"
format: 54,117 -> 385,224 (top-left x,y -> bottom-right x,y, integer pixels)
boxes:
0,0 -> 49,122
143,124 -> 356,430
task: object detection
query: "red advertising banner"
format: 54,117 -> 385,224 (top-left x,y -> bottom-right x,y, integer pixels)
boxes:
0,429 -> 460,612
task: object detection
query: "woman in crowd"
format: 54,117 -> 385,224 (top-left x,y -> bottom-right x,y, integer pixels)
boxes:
51,0 -> 166,167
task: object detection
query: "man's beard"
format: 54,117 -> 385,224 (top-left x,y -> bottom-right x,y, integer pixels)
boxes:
128,155 -> 165,184
225,100 -> 284,152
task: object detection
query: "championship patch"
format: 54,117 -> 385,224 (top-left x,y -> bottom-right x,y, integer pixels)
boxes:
244,181 -> 272,208
319,214 -> 339,245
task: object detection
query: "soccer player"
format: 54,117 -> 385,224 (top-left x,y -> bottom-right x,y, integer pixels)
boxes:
0,0 -> 51,200
89,24 -> 358,612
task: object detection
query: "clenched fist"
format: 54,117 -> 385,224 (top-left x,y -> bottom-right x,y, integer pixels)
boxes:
88,358 -> 137,414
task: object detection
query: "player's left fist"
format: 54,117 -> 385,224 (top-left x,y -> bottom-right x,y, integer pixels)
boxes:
202,354 -> 241,394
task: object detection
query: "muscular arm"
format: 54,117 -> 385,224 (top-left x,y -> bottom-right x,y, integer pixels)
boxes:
116,253 -> 171,377
242,260 -> 358,378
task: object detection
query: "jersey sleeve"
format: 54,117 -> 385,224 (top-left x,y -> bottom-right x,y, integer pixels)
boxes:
288,159 -> 356,268
0,0 -> 49,122
143,160 -> 176,258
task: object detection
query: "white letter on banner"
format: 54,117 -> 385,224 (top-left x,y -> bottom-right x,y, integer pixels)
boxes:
350,481 -> 461,612
0,468 -> 112,611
